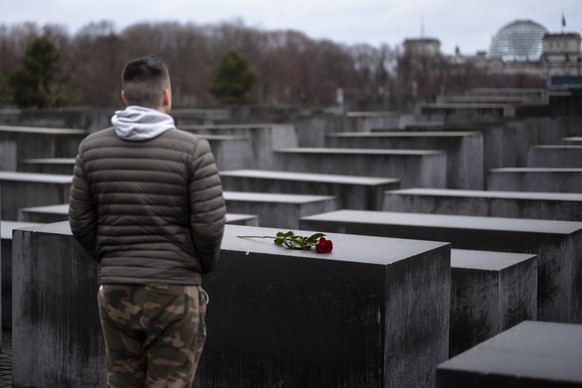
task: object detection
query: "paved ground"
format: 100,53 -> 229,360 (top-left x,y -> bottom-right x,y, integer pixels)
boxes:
0,332 -> 12,387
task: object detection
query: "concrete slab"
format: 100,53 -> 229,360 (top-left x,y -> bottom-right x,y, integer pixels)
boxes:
449,249 -> 537,356
274,148 -> 447,188
12,222 -> 450,388
20,158 -> 75,175
182,124 -> 298,170
464,88 -> 549,104
396,122 -> 521,178
396,121 -> 445,131
326,131 -> 483,189
220,169 -> 400,210
1,221 -> 40,329
224,213 -> 259,226
0,124 -> 87,135
0,172 -> 72,221
344,111 -> 401,132
203,135 -> 253,170
0,125 -> 86,171
564,136 -> 582,145
383,188 -> 582,221
528,145 -> 582,168
224,191 -> 337,228
437,321 -> 582,387
16,132 -> 254,172
300,210 -> 582,323
488,168 -> 582,193
420,103 -> 515,123
438,95 -> 528,104
19,204 -> 69,223
18,203 -> 259,226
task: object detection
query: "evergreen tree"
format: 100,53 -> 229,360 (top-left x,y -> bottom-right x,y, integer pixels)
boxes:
207,48 -> 256,104
9,37 -> 74,108
0,70 -> 10,105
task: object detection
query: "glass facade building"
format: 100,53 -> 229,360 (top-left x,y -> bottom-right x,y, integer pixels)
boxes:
489,20 -> 549,61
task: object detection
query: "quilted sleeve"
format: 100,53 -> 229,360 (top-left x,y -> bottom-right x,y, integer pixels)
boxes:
188,138 -> 226,273
68,149 -> 98,259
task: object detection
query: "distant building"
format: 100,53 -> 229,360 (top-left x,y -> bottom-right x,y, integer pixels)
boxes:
403,19 -> 582,79
488,20 -> 548,62
541,33 -> 582,76
403,38 -> 441,57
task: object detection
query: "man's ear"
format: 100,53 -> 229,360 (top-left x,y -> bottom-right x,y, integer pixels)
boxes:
121,90 -> 128,105
162,88 -> 171,108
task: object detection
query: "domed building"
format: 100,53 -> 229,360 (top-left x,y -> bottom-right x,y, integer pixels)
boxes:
481,19 -> 581,78
488,19 -> 549,61
401,18 -> 582,83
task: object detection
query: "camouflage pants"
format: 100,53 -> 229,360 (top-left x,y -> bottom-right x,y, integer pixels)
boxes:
97,284 -> 207,388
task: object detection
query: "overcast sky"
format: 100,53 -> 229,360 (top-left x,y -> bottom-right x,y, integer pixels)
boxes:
3,0 -> 582,54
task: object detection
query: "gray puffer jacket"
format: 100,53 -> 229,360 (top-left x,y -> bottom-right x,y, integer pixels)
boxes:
69,124 -> 226,285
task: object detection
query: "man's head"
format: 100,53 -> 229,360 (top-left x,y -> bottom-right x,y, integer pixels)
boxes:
121,55 -> 172,113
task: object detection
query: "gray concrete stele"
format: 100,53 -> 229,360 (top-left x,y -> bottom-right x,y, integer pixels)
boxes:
12,222 -> 450,388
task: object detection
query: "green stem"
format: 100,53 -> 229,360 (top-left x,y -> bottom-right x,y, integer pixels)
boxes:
236,235 -> 276,239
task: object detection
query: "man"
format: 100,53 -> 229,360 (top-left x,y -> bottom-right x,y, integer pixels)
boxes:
69,55 -> 226,387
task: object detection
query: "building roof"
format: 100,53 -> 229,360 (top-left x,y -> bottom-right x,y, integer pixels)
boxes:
489,19 -> 549,61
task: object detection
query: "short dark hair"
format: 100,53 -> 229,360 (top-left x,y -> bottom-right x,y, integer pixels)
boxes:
121,55 -> 170,108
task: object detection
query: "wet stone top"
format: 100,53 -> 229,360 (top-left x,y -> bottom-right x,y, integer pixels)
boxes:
328,131 -> 481,138
302,210 -> 582,235
388,188 -> 582,201
224,191 -> 335,204
0,125 -> 87,135
19,204 -> 69,215
438,321 -> 582,384
490,167 -> 582,172
0,171 -> 72,184
220,169 -> 399,185
16,222 -> 449,267
451,249 -> 536,271
276,147 -> 444,155
1,221 -> 42,239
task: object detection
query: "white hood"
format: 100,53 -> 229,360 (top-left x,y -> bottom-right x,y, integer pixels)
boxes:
111,105 -> 175,141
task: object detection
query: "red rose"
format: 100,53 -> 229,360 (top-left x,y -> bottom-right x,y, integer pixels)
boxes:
315,236 -> 333,253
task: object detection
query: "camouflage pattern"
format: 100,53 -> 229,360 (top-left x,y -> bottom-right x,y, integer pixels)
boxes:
97,284 -> 207,387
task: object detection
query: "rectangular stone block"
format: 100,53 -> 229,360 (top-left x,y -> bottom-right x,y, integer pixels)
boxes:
449,249 -> 537,357
171,107 -> 229,125
17,203 -> 258,226
528,145 -> 582,168
398,122 -> 518,179
224,191 -> 337,228
464,88 -> 549,104
183,124 -> 298,169
383,188 -> 582,221
326,131 -> 484,189
344,111 -> 401,132
563,136 -> 582,145
12,222 -> 450,388
204,135 -> 254,170
1,221 -> 39,330
488,168 -> 582,193
300,210 -> 582,323
12,222 -> 104,388
0,125 -> 86,171
438,95 -> 528,104
275,148 -> 447,188
20,158 -> 76,175
437,321 -> 582,387
19,204 -> 69,223
0,171 -> 72,220
420,103 -> 515,123
220,169 -> 400,211
224,213 -> 259,226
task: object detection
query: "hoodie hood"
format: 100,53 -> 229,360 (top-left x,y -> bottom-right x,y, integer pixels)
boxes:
111,105 -> 175,141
